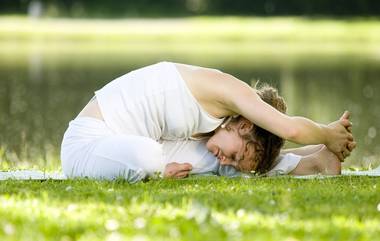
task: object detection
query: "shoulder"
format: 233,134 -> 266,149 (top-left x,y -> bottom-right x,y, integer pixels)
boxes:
198,69 -> 257,112
175,63 -> 252,96
175,63 -> 255,116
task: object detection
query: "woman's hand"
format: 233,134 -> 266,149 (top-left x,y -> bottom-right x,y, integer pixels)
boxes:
325,111 -> 355,161
163,162 -> 192,179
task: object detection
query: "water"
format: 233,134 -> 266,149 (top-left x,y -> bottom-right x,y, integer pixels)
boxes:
0,44 -> 379,170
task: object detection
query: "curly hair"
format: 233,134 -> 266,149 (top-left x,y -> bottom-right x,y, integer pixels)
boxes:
228,83 -> 287,173
253,83 -> 287,173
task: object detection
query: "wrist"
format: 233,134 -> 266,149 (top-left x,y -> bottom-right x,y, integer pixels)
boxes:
320,124 -> 330,146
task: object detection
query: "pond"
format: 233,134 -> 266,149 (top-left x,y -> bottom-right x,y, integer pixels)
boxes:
0,35 -> 379,170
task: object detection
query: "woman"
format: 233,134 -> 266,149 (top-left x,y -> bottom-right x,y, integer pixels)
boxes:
61,61 -> 354,181
163,87 -> 352,179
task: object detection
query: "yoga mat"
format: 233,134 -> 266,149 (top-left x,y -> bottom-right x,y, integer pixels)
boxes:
0,170 -> 66,180
1,166 -> 380,181
291,165 -> 380,179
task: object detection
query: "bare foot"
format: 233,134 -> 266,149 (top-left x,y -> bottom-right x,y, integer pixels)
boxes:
313,146 -> 341,175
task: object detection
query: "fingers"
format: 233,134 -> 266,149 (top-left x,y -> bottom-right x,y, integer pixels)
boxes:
342,149 -> 351,159
174,170 -> 191,178
340,119 -> 352,129
340,111 -> 350,121
165,163 -> 192,178
339,111 -> 354,134
347,142 -> 357,152
333,140 -> 356,161
347,133 -> 354,141
337,148 -> 351,162
181,163 -> 193,171
164,169 -> 176,177
339,143 -> 353,161
336,151 -> 344,161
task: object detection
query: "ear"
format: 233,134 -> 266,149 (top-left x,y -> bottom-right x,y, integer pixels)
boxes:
238,119 -> 254,135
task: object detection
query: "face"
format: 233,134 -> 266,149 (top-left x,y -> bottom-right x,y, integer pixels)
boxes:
206,120 -> 258,172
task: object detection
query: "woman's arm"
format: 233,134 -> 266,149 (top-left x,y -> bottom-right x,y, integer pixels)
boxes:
281,141 -> 356,158
216,73 -> 353,160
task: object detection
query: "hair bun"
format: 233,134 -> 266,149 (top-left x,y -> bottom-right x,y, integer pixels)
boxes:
256,84 -> 287,114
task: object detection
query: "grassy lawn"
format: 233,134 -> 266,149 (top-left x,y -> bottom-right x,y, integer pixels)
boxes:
0,176 -> 379,241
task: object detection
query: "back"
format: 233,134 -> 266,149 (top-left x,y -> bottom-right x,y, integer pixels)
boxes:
95,61 -> 224,140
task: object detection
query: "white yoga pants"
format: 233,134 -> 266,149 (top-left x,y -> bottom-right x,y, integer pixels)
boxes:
61,117 -> 167,183
61,117 -> 301,182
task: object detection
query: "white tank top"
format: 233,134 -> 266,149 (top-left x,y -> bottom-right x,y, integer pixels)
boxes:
95,61 -> 225,140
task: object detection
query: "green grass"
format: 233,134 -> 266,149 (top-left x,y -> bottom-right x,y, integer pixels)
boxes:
1,176 -> 379,241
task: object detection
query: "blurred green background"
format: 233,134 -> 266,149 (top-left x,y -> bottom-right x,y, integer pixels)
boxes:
0,0 -> 379,170
1,0 -> 380,17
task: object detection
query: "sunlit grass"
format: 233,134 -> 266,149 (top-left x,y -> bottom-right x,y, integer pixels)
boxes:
0,177 -> 379,240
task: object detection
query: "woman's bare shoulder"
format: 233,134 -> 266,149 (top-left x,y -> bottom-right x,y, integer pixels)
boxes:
174,63 -> 251,117
174,63 -> 247,90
